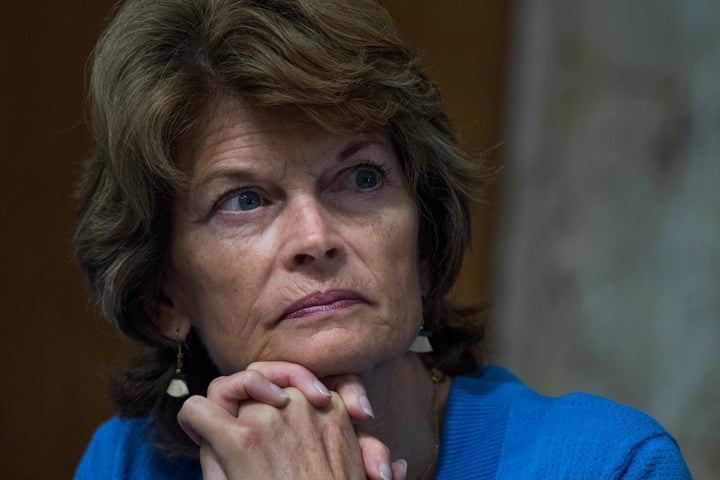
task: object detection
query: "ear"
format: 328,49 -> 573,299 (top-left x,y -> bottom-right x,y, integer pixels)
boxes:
155,274 -> 192,340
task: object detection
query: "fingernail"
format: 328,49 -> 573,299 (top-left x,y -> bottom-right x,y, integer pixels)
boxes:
359,395 -> 374,418
395,459 -> 408,478
269,383 -> 290,399
313,379 -> 332,397
379,462 -> 392,480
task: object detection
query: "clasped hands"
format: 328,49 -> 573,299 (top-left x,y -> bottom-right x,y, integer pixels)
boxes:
177,361 -> 407,480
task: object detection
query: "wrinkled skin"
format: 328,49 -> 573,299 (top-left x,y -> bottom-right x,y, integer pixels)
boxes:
164,100 -> 435,479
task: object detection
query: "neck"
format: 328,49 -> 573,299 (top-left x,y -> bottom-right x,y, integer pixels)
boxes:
356,353 -> 451,480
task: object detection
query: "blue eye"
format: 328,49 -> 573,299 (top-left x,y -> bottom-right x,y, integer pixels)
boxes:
220,190 -> 262,211
355,168 -> 379,189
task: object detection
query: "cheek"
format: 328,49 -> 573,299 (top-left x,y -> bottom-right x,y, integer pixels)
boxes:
175,261 -> 262,372
173,234 -> 262,329
384,205 -> 421,277
374,205 -> 423,324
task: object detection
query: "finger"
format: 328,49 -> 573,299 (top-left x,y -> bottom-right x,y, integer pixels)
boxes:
246,361 -> 333,407
177,394 -> 248,451
199,446 -> 229,480
176,395 -> 206,446
206,370 -> 290,415
392,459 -> 408,480
324,373 -> 374,422
358,432 -> 393,480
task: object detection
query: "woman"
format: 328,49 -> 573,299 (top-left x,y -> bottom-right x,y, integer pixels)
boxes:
74,0 -> 690,479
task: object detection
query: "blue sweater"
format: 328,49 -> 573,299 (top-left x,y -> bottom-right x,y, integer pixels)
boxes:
75,366 -> 691,479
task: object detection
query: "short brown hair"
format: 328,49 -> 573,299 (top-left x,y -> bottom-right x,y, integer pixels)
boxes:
75,0 -> 491,455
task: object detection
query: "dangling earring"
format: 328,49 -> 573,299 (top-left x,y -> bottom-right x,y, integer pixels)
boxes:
409,323 -> 433,353
166,331 -> 190,398
410,292 -> 433,353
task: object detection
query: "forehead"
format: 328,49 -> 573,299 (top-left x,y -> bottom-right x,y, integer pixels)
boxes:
182,97 -> 393,177
180,99 -> 300,166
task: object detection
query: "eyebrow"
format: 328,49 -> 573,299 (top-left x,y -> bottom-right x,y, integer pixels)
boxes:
338,138 -> 390,160
193,136 -> 391,193
192,170 -> 252,197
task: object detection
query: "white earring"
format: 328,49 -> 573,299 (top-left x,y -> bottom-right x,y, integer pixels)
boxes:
409,329 -> 433,353
166,332 -> 189,398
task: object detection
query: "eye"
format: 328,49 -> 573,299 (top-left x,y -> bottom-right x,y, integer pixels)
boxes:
350,161 -> 390,190
218,190 -> 263,212
354,168 -> 379,189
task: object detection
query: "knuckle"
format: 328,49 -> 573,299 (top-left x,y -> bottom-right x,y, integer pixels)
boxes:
245,361 -> 262,372
378,442 -> 390,458
359,433 -> 390,457
243,369 -> 264,383
228,423 -> 262,450
178,394 -> 204,416
246,360 -> 278,373
207,375 -> 228,393
329,391 -> 345,407
281,387 -> 316,411
283,386 -> 303,400
329,373 -> 365,395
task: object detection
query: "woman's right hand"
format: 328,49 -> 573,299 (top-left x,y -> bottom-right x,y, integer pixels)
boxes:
177,362 -> 407,480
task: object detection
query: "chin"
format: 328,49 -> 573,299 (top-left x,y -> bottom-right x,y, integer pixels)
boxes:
278,336 -> 409,378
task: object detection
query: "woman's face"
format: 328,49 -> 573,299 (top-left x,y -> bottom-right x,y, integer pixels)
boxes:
164,101 -> 424,377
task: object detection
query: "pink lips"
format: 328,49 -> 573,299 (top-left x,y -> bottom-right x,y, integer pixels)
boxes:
280,289 -> 366,321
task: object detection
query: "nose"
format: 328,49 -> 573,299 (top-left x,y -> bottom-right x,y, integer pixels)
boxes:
280,195 -> 343,271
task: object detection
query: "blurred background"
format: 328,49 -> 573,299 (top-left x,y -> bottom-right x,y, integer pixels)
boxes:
1,1 -> 717,478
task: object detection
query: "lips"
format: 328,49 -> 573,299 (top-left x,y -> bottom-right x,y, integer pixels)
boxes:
280,289 -> 366,321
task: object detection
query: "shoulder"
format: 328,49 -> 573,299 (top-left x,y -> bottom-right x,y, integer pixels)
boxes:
499,388 -> 691,479
74,416 -> 151,479
438,366 -> 691,479
74,416 -> 200,480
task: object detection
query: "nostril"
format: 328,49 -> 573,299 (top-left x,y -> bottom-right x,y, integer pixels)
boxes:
293,248 -> 337,265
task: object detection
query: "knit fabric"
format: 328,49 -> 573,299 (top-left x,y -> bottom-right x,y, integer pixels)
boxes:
75,366 -> 691,479
434,367 -> 691,479
74,415 -> 201,480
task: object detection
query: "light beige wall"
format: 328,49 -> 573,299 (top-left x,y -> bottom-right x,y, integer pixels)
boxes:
496,2 -> 720,477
